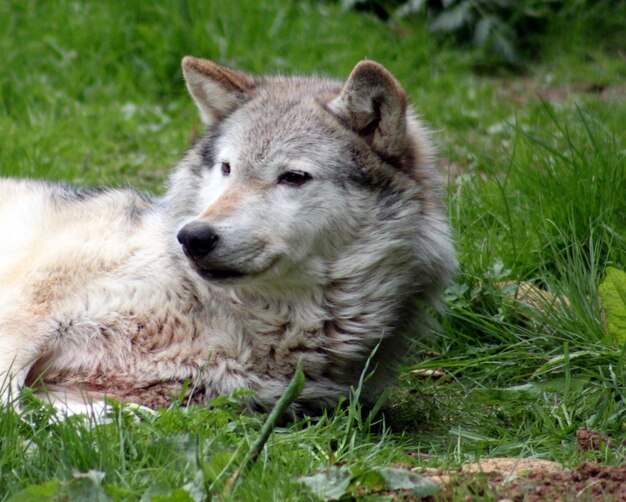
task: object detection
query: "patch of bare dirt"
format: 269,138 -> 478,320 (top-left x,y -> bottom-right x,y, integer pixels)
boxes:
496,77 -> 626,103
461,457 -> 562,476
577,427 -> 615,451
416,459 -> 626,501
501,463 -> 626,502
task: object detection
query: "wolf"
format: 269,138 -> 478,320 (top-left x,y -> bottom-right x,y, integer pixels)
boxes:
0,57 -> 456,415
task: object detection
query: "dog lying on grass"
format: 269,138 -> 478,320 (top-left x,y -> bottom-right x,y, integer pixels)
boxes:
0,57 -> 456,415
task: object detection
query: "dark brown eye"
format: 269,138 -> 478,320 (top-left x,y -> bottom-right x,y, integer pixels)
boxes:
221,162 -> 231,176
277,170 -> 312,187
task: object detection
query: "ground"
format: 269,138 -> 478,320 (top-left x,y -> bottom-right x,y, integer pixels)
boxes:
420,458 -> 626,501
0,0 -> 625,500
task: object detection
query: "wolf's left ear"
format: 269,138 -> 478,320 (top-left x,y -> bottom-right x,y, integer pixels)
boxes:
329,61 -> 408,157
182,56 -> 255,126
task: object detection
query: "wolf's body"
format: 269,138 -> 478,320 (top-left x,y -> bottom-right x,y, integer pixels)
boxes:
0,58 -> 456,413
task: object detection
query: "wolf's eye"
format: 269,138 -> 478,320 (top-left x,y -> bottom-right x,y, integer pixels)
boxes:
221,162 -> 231,176
277,170 -> 312,187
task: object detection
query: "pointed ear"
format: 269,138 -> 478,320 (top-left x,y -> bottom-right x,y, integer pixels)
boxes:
328,61 -> 408,157
181,56 -> 255,126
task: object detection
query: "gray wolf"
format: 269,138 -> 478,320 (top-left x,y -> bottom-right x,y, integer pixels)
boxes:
0,57 -> 456,414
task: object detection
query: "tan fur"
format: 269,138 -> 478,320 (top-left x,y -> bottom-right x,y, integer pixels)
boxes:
330,60 -> 408,156
199,189 -> 246,220
182,56 -> 255,124
0,59 -> 456,415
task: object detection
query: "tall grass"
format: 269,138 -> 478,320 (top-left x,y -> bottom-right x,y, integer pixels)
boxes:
1,0 -> 625,499
406,104 -> 626,463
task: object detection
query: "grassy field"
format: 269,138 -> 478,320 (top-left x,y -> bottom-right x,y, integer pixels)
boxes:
1,0 -> 625,500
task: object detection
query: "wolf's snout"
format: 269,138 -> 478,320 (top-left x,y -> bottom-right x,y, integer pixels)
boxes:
177,223 -> 219,261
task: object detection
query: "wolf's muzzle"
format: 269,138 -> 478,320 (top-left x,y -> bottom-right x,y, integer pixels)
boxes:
177,222 -> 219,263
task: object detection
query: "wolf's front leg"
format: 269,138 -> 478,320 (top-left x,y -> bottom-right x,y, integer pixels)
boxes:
0,316 -> 48,406
0,356 -> 29,406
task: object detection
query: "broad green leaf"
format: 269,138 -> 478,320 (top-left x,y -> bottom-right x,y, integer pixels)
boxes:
377,468 -> 439,497
104,485 -> 134,499
146,488 -> 195,502
300,466 -> 439,500
65,471 -> 110,502
7,480 -> 60,502
7,472 -> 110,502
599,267 -> 626,344
299,467 -> 351,501
353,469 -> 387,491
182,474 -> 205,502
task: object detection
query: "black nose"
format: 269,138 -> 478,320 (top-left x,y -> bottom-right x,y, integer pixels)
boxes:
177,223 -> 220,261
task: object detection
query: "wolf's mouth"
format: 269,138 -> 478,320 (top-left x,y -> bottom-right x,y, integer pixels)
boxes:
196,267 -> 246,281
180,242 -> 247,281
187,256 -> 281,284
185,258 -> 247,281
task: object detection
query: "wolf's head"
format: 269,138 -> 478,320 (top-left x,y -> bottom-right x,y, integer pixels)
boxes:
170,57 -> 453,299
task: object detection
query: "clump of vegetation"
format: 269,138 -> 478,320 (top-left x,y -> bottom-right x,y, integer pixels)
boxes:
342,0 -> 626,66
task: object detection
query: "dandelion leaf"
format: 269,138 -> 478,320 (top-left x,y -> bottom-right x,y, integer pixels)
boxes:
599,267 -> 626,344
6,481 -> 60,502
299,467 -> 351,501
377,468 -> 439,497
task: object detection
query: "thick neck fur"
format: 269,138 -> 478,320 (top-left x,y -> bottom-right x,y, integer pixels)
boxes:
157,97 -> 455,411
162,170 -> 449,410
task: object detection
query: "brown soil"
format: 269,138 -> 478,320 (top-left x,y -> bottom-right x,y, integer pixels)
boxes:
502,463 -> 626,501
495,77 -> 626,104
577,427 -> 615,451
418,461 -> 626,501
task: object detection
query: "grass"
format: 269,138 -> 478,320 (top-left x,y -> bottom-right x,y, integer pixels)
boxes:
1,0 -> 625,500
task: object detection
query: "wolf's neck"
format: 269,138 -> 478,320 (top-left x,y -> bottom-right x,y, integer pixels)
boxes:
204,236 -> 418,348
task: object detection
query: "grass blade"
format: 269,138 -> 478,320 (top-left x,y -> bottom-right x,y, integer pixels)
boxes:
223,364 -> 305,495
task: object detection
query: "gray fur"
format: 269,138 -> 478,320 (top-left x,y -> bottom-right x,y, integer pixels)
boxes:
0,59 -> 456,414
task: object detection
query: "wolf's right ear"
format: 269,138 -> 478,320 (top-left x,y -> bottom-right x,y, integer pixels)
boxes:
182,56 -> 255,126
329,61 -> 408,157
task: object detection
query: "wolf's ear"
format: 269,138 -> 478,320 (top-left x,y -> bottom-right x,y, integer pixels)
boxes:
329,61 -> 407,157
182,56 -> 255,126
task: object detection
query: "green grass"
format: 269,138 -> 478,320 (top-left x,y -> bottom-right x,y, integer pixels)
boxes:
1,0 -> 625,500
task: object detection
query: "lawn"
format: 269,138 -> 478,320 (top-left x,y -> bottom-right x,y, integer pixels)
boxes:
1,0 -> 625,500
